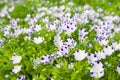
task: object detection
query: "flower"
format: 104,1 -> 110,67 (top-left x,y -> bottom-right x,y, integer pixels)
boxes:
78,28 -> 88,42
33,58 -> 41,67
0,39 -> 3,46
40,54 -> 52,64
12,65 -> 22,74
63,38 -> 76,48
17,75 -> 25,80
53,34 -> 63,49
99,39 -> 108,46
32,24 -> 41,32
87,54 -> 99,63
73,50 -> 88,61
10,54 -> 22,64
32,36 -> 44,44
90,70 -> 104,78
112,42 -> 120,51
46,22 -> 56,31
79,13 -> 89,24
68,63 -> 74,69
95,50 -> 106,60
57,45 -> 70,57
90,61 -> 104,78
84,4 -> 90,10
5,74 -> 9,78
116,64 -> 120,74
102,45 -> 114,56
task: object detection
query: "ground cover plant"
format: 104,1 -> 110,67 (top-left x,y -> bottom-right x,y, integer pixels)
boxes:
0,0 -> 120,80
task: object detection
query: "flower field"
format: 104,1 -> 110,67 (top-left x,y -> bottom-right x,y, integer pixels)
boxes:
0,0 -> 120,80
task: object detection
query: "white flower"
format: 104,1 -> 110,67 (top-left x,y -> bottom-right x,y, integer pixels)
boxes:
60,5 -> 65,11
87,54 -> 99,63
116,64 -> 120,74
86,43 -> 93,48
55,51 -> 64,58
5,74 -> 9,78
91,61 -> 104,71
53,34 -> 63,49
102,46 -> 114,56
10,54 -> 22,64
97,8 -> 103,12
46,78 -> 54,80
12,65 -> 22,74
40,54 -> 52,64
68,63 -> 74,69
0,39 -> 3,46
68,2 -> 73,6
55,62 -> 63,68
57,45 -> 70,57
56,27 -> 63,34
13,28 -> 23,37
95,51 -> 106,60
47,23 -> 56,31
78,28 -> 88,38
79,13 -> 89,24
116,43 -> 120,51
84,4 -> 90,10
17,75 -> 25,80
33,24 -> 41,32
90,70 -> 104,78
73,50 -> 88,61
32,36 -> 44,44
42,17 -> 49,23
99,39 -> 108,46
8,6 -> 14,12
112,42 -> 120,51
33,58 -> 41,67
90,61 -> 104,78
64,38 -> 76,48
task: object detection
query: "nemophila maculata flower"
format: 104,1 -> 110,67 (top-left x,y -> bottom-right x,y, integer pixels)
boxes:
79,13 -> 89,24
0,39 -> 3,46
68,63 -> 74,69
32,24 -> 41,32
86,43 -> 93,48
72,50 -> 88,61
5,74 -> 9,78
53,34 -> 63,49
10,54 -> 22,64
63,38 -> 76,48
87,54 -> 99,63
46,23 -> 54,31
78,28 -> 88,42
33,58 -> 41,67
12,65 -> 22,74
116,64 -> 120,74
95,50 -> 106,60
112,42 -> 120,51
57,44 -> 70,57
40,54 -> 53,64
0,6 -> 14,18
94,45 -> 114,60
17,75 -> 25,80
90,61 -> 104,78
102,45 -> 114,57
32,36 -> 44,44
